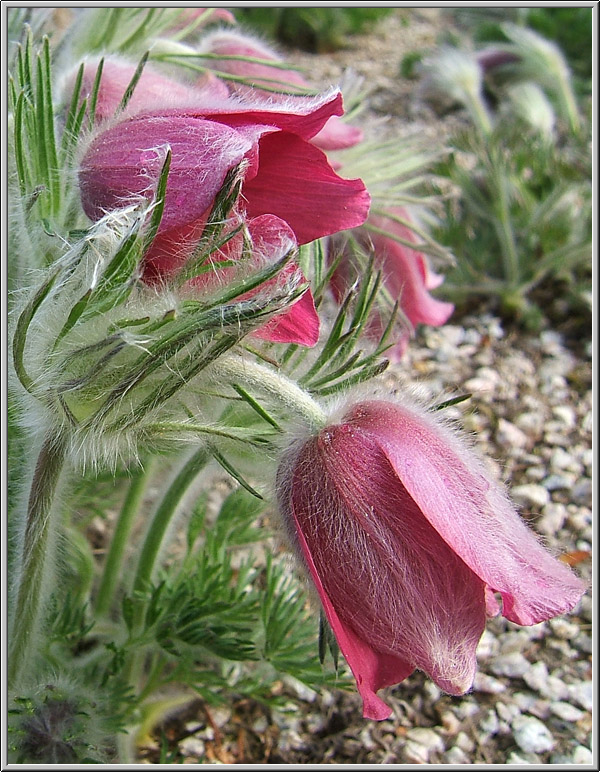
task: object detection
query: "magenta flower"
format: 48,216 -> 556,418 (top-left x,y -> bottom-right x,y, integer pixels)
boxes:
184,212 -> 319,346
332,207 -> 454,360
198,30 -> 364,151
79,90 -> 369,249
277,398 -> 585,720
78,79 -> 370,344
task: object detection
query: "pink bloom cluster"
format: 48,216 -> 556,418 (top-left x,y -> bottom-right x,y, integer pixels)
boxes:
76,55 -> 369,345
74,28 -> 452,354
277,398 -> 585,720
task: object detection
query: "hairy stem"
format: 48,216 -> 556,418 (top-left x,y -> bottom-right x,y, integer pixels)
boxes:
214,354 -> 328,430
8,432 -> 67,689
94,459 -> 155,617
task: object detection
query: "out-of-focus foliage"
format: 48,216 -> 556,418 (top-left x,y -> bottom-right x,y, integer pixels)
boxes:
234,7 -> 397,52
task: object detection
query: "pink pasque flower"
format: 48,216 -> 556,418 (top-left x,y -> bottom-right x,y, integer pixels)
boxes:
277,398 -> 585,720
73,58 -> 230,124
79,88 -> 369,249
332,207 -> 454,360
78,82 -> 370,344
198,30 -> 364,151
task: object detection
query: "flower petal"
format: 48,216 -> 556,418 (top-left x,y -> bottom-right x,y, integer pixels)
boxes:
278,427 -> 488,716
243,132 -> 370,244
346,400 -> 586,626
79,115 -> 264,231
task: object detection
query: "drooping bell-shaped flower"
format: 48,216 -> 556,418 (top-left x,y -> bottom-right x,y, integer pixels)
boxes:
276,397 -> 585,720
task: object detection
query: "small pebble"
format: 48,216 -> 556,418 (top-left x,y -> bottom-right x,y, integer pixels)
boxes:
511,715 -> 555,753
568,681 -> 593,711
496,418 -> 529,448
472,672 -> 506,694
507,750 -> 542,764
490,652 -> 531,678
511,484 -> 550,509
572,745 -> 594,764
549,701 -> 585,722
537,502 -> 567,534
549,618 -> 579,640
443,746 -> 470,764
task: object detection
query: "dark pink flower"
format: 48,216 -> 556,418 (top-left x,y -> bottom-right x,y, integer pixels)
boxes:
78,85 -> 369,344
198,30 -> 364,151
331,207 -> 454,360
79,91 -> 370,248
277,398 -> 585,720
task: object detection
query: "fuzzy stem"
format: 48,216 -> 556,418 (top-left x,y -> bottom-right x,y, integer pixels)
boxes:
213,355 -> 328,430
131,448 -> 210,599
8,432 -> 67,689
122,447 -> 210,699
94,460 -> 154,617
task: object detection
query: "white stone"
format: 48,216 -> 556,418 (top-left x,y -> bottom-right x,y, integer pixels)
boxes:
491,652 -> 531,678
476,629 -> 500,659
507,750 -> 542,764
454,731 -> 475,752
537,502 -> 567,534
550,447 -> 580,472
551,405 -> 577,428
572,745 -> 594,764
548,618 -> 579,640
549,701 -> 585,722
405,727 -> 445,753
443,746 -> 470,764
511,715 -> 555,753
511,484 -> 550,509
567,681 -> 593,711
496,418 -> 529,448
472,672 -> 506,694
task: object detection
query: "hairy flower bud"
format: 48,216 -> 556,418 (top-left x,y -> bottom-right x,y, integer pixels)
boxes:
276,396 -> 585,720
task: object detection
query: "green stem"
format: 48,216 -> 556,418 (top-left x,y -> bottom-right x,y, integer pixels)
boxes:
94,460 -> 154,617
123,447 -> 210,691
132,447 -> 211,604
493,166 -> 521,290
213,354 -> 328,430
8,432 -> 67,689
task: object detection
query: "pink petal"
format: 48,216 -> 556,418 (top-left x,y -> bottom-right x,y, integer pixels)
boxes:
76,59 -> 215,122
254,287 -> 319,346
367,215 -> 454,328
243,132 -> 370,244
278,427 -> 488,717
345,400 -> 586,626
311,117 -> 364,151
79,115 -> 264,232
156,89 -> 345,142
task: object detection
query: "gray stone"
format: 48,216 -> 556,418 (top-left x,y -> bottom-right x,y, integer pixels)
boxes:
443,746 -> 470,764
490,652 -> 531,678
496,418 -> 529,448
568,681 -> 593,711
472,672 -> 506,694
549,701 -> 585,722
537,502 -> 567,534
511,715 -> 555,753
511,483 -> 550,509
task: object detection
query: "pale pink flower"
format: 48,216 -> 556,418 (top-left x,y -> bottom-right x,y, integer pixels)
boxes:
277,398 -> 585,720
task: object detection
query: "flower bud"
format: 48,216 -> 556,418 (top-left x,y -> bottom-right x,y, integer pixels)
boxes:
276,396 -> 585,720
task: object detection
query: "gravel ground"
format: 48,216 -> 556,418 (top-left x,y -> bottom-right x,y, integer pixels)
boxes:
136,9 -> 594,765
